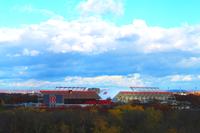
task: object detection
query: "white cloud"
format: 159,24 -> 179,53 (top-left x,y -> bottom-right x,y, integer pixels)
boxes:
47,17 -> 117,53
64,73 -> 144,87
1,0 -> 200,55
170,75 -> 193,82
22,49 -> 40,56
8,49 -> 40,57
78,0 -> 124,16
0,28 -> 23,43
177,57 -> 200,68
3,74 -> 200,91
10,79 -> 54,88
1,18 -> 200,54
13,5 -> 62,19
119,20 -> 200,53
15,66 -> 29,76
3,74 -> 144,89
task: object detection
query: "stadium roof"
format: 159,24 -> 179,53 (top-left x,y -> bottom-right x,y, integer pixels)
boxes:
40,90 -> 101,99
119,91 -> 172,95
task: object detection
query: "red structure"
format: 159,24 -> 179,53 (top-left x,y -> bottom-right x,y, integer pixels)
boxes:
40,88 -> 112,107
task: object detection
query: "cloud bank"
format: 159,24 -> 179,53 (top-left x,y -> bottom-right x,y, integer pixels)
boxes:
1,18 -> 200,55
0,0 -> 200,91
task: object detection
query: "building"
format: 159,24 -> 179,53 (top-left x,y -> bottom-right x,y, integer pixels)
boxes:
39,87 -> 101,107
113,87 -> 175,103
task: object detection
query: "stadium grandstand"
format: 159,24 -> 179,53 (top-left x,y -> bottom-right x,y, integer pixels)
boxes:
39,87 -> 111,107
113,87 -> 176,103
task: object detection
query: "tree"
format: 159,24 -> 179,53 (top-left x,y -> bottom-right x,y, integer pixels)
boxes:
0,99 -> 4,106
167,128 -> 178,133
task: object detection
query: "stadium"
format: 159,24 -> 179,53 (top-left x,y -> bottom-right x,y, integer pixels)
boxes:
113,87 -> 176,103
0,86 -> 178,107
39,87 -> 111,107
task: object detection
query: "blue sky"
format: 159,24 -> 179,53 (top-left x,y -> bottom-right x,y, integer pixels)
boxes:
0,0 -> 200,97
1,0 -> 200,27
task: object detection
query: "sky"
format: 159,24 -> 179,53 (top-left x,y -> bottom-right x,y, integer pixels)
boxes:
1,0 -> 200,97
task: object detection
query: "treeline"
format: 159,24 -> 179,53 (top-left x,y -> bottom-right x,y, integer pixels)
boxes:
0,104 -> 200,133
0,93 -> 37,104
175,94 -> 200,107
